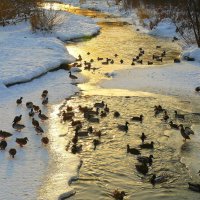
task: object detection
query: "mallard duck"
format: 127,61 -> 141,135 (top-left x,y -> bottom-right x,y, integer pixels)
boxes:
127,144 -> 141,155
156,57 -> 163,62
131,61 -> 135,65
41,137 -> 49,145
35,125 -> 44,134
87,116 -> 100,123
87,126 -> 93,133
114,111 -> 120,118
13,115 -> 22,124
12,122 -> 25,131
93,130 -> 102,138
135,163 -> 149,175
195,86 -> 200,92
169,121 -> 179,129
148,61 -> 153,65
87,52 -> 90,55
69,71 -> 78,80
140,132 -> 147,144
120,59 -> 124,64
179,124 -> 194,141
0,130 -> 12,139
188,182 -> 200,192
112,190 -> 126,200
0,140 -> 7,150
137,60 -> 143,64
104,104 -> 109,112
114,54 -> 118,57
29,108 -> 35,117
71,119 -> 82,127
41,90 -> 48,98
42,97 -> 48,105
102,60 -> 109,65
97,57 -> 103,61
16,137 -> 28,147
163,111 -> 169,122
156,45 -> 161,49
150,174 -> 167,186
33,105 -> 40,112
16,97 -> 23,105
75,129 -> 88,137
38,110 -> 48,120
118,121 -> 129,132
110,59 -> 114,64
137,155 -> 154,166
71,144 -> 82,154
9,148 -> 17,158
93,139 -> 100,150
26,102 -> 33,109
140,141 -> 154,149
131,115 -> 143,123
32,118 -> 39,127
174,111 -> 185,120
94,101 -> 104,108
90,59 -> 94,62
100,111 -> 107,118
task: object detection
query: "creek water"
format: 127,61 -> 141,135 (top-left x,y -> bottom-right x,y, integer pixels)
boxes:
38,3 -> 200,200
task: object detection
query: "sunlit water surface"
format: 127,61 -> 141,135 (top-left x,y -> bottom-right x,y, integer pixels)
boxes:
38,3 -> 200,200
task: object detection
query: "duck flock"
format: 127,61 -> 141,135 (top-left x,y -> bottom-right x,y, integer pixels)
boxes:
58,93 -> 200,199
0,90 -> 49,159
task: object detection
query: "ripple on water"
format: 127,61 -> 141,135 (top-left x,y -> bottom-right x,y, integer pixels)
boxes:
38,95 -> 200,200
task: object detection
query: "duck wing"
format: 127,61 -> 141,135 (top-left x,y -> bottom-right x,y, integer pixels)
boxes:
185,127 -> 194,135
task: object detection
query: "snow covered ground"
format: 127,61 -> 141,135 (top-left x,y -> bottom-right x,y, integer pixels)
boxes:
100,62 -> 200,98
0,10 -> 99,90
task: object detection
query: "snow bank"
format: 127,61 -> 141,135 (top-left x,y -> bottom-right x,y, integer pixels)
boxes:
101,62 -> 200,98
0,10 -> 99,89
182,46 -> 200,62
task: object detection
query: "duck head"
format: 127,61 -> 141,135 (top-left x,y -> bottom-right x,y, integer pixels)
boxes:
125,121 -> 129,125
24,137 -> 29,141
149,154 -> 154,159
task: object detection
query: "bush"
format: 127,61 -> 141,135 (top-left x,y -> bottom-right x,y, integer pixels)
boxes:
30,8 -> 62,33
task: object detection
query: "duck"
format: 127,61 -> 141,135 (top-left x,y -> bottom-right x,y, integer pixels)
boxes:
152,55 -> 160,60
102,60 -> 109,65
131,62 -> 135,65
135,163 -> 149,175
87,115 -> 100,123
140,132 -> 147,144
87,126 -> 93,134
174,111 -> 185,120
139,141 -> 154,149
71,119 -> 82,127
71,144 -> 82,154
94,101 -> 105,108
100,111 -> 107,118
16,137 -> 28,147
112,190 -> 126,200
42,97 -> 48,105
118,121 -> 129,132
69,71 -> 78,80
93,139 -> 100,150
137,60 -> 143,64
104,104 -> 109,112
32,118 -> 39,127
163,111 -> 169,122
179,124 -> 194,141
188,182 -> 200,192
87,52 -> 90,55
33,105 -> 40,112
169,121 -> 179,129
66,106 -> 73,112
97,57 -> 103,61
72,134 -> 78,144
12,122 -> 25,131
114,54 -> 118,57
9,148 -> 17,158
110,59 -> 114,64
75,129 -> 88,137
38,110 -> 48,120
131,115 -> 143,123
41,137 -> 49,145
26,101 -> 33,109
0,130 -> 12,139
0,140 -> 7,150
150,174 -> 167,186
29,108 -> 35,117
114,111 -> 120,118
127,144 -> 141,155
154,105 -> 165,116
13,115 -> 22,124
148,61 -> 153,65
156,45 -> 161,49
16,97 -> 23,105
90,59 -> 94,63
156,57 -> 163,62
195,86 -> 200,92
120,59 -> 124,64
35,125 -> 44,134
137,155 -> 154,166
174,58 -> 181,63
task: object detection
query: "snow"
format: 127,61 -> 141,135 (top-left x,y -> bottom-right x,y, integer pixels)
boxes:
0,10 -> 99,89
148,18 -> 177,38
100,62 -> 200,98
